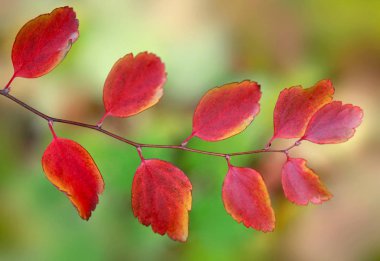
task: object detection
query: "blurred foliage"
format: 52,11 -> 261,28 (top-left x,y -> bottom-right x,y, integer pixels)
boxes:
0,0 -> 379,260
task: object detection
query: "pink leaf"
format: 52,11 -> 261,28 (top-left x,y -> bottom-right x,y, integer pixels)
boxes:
282,157 -> 332,205
302,101 -> 363,144
222,165 -> 275,232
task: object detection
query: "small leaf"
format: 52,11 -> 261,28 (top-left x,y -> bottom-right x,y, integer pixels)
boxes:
11,6 -> 79,79
302,101 -> 363,144
281,157 -> 332,205
132,159 -> 192,242
222,165 -> 275,232
102,52 -> 166,120
191,81 -> 261,142
271,79 -> 334,142
41,138 -> 104,220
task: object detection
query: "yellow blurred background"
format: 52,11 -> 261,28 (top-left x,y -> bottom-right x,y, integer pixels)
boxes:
0,0 -> 379,260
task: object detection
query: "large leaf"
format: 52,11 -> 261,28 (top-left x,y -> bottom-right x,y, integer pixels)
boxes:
42,138 -> 104,220
11,6 -> 78,80
302,101 -> 363,144
281,157 -> 332,205
132,159 -> 192,242
100,52 -> 166,123
222,165 -> 275,232
189,81 -> 261,142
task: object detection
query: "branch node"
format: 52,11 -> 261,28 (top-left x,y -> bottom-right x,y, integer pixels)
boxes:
181,132 -> 195,147
97,112 -> 109,128
265,136 -> 274,150
136,146 -> 144,161
284,150 -> 290,159
48,120 -> 58,139
4,73 -> 16,92
225,154 -> 232,167
1,87 -> 10,95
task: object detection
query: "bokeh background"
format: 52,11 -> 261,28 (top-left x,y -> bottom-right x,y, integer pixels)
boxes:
0,0 -> 379,260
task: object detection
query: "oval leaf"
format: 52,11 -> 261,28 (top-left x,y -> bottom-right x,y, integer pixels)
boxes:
191,81 -> 261,141
41,138 -> 104,220
222,165 -> 275,232
271,79 -> 334,142
282,157 -> 332,205
132,159 -> 192,242
11,6 -> 79,79
102,52 -> 166,120
302,101 -> 363,144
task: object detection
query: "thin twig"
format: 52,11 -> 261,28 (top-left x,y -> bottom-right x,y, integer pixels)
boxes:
0,89 -> 298,158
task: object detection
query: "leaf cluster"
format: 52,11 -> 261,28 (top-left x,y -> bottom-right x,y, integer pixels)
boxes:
0,6 -> 363,242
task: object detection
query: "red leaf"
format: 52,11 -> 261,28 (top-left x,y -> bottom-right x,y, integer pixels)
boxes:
132,159 -> 192,242
101,52 -> 166,121
41,138 -> 104,220
191,81 -> 261,142
11,6 -> 79,79
222,165 -> 275,232
302,101 -> 363,144
270,79 -> 334,142
281,157 -> 332,205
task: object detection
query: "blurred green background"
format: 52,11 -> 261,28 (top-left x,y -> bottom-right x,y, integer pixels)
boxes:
0,0 -> 379,260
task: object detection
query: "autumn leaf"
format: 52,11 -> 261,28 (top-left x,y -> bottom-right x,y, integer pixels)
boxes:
132,159 -> 192,242
10,6 -> 78,82
100,52 -> 166,124
186,81 -> 261,143
281,157 -> 332,205
41,138 -> 104,220
270,79 -> 334,143
302,101 -> 363,144
222,164 -> 275,232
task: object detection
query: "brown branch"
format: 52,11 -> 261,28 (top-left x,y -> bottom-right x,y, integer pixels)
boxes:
0,88 -> 300,158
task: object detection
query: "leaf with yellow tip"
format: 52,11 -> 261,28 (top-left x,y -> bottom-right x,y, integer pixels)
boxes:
100,52 -> 166,124
282,157 -> 332,205
41,138 -> 104,220
132,159 -> 192,242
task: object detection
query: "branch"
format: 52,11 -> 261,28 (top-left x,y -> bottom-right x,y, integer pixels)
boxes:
0,89 -> 300,158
